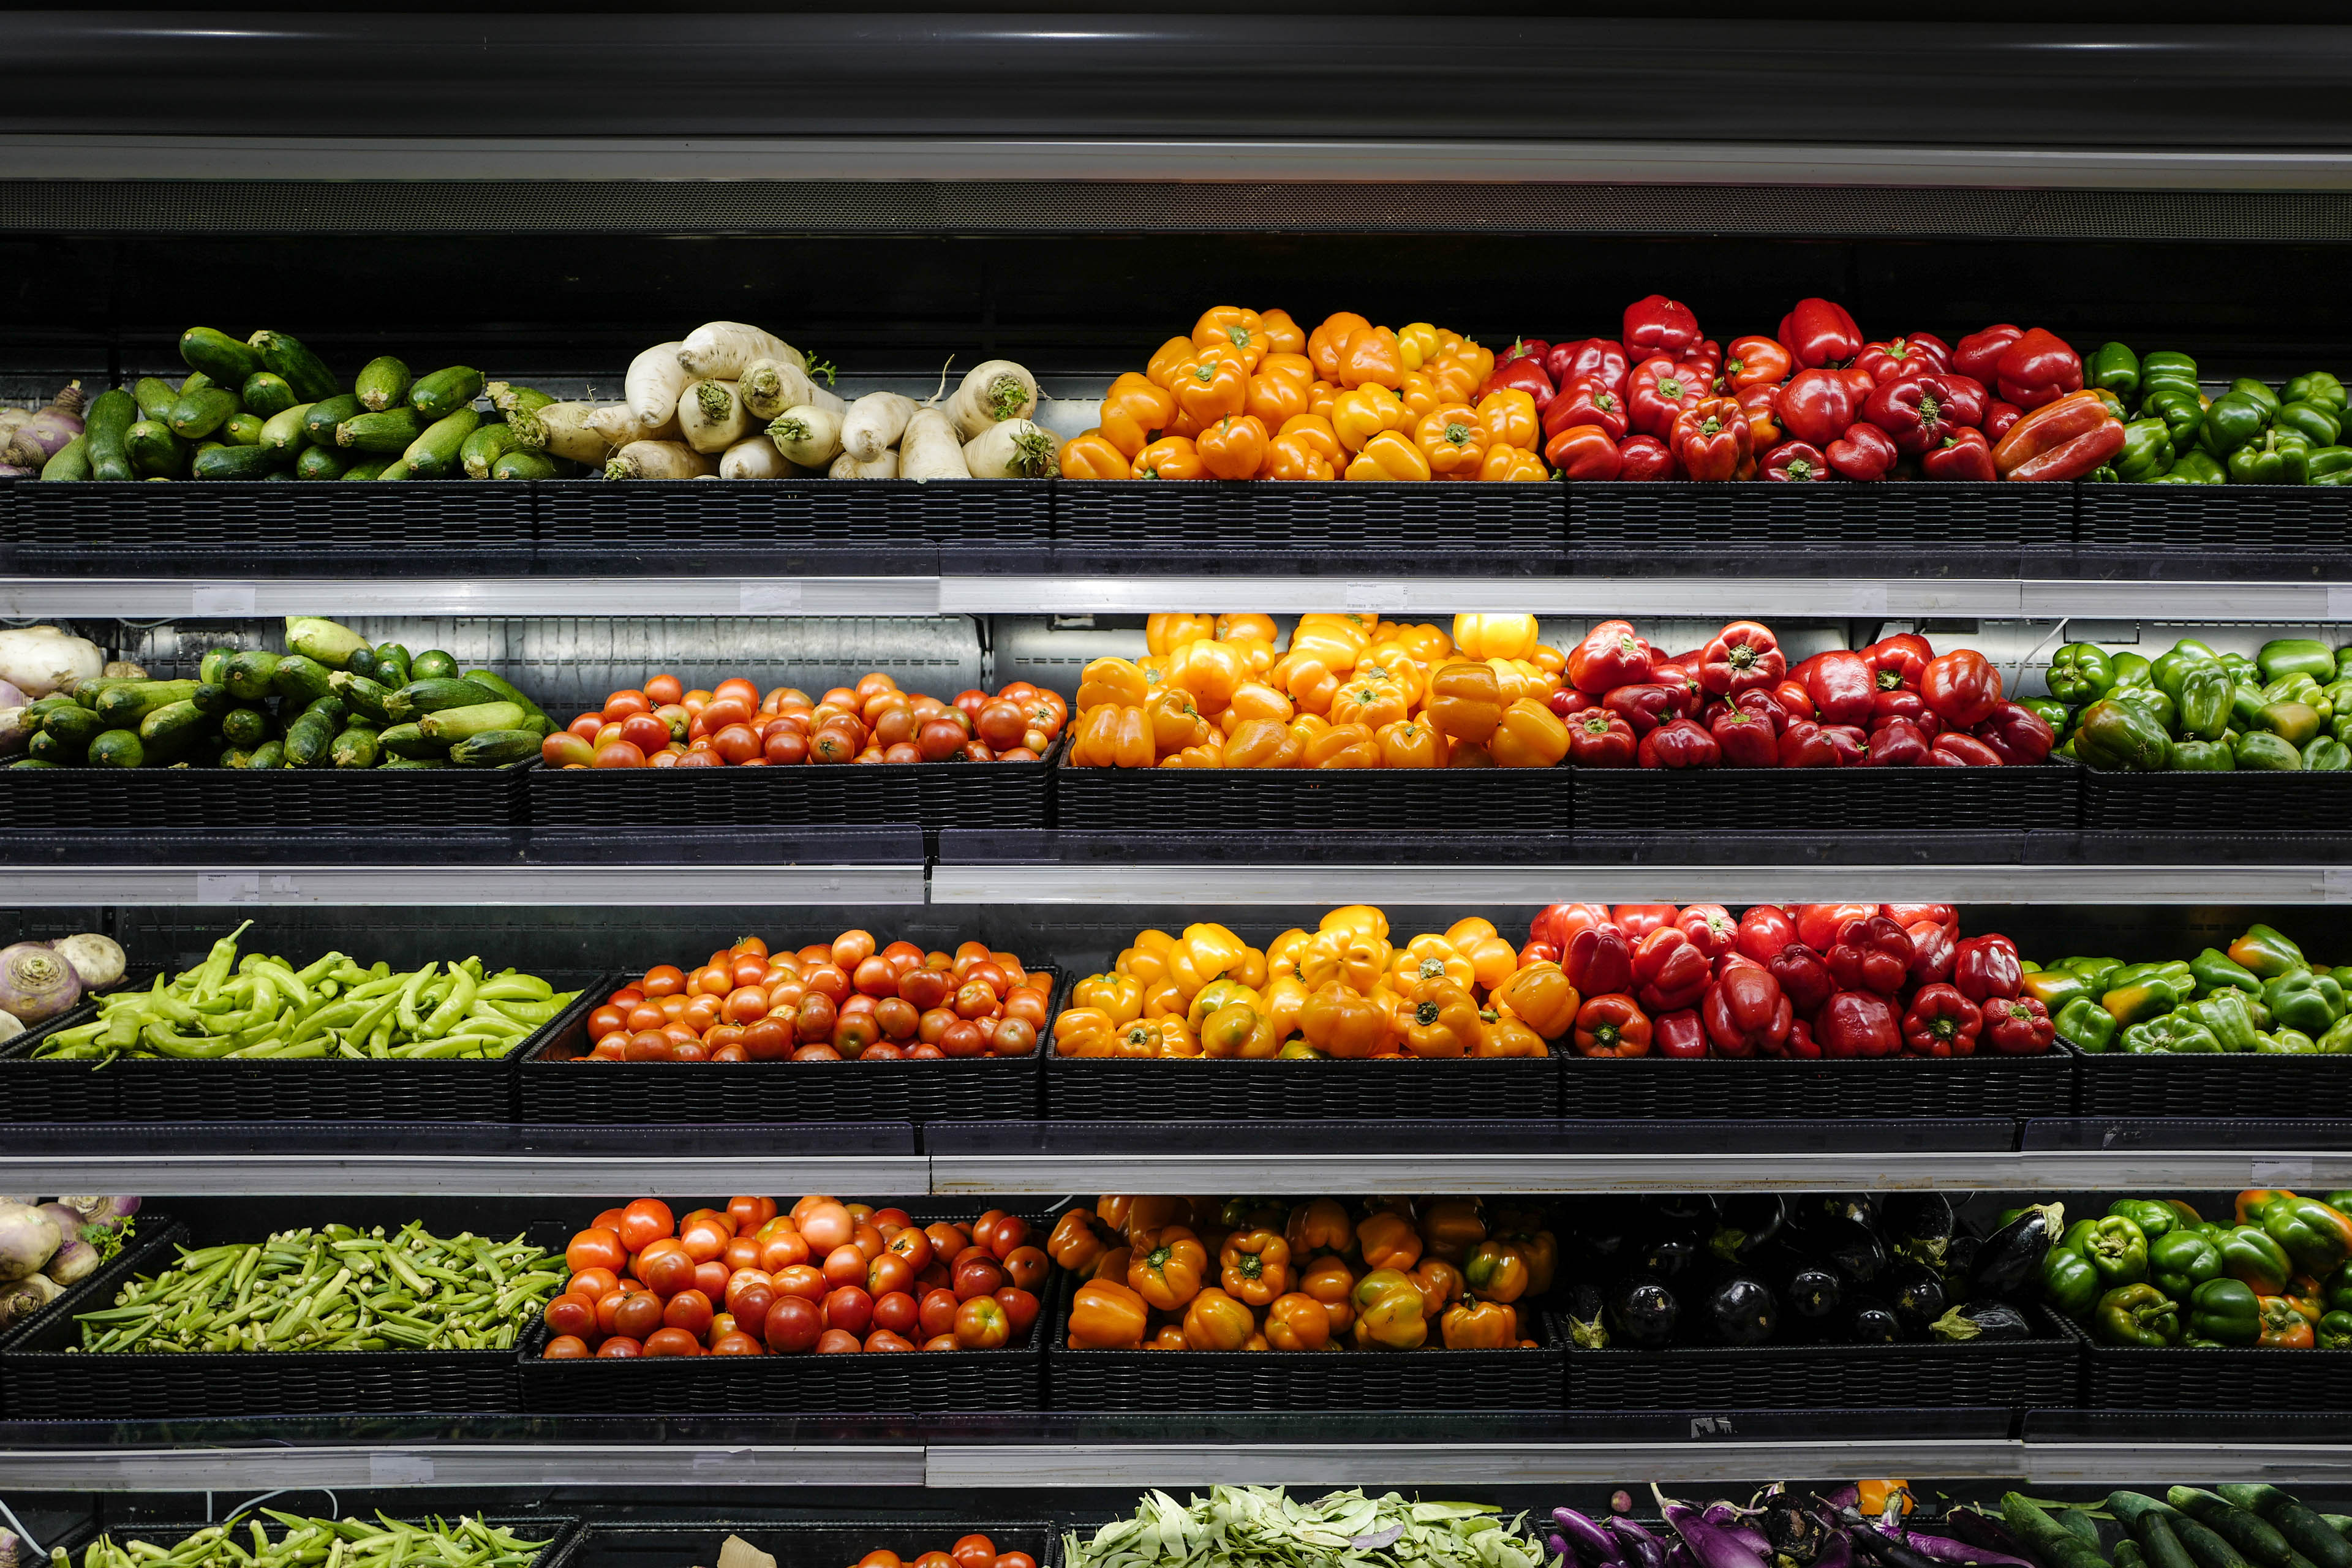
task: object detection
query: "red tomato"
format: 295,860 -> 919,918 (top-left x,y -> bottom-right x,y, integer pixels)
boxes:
1001,1246 -> 1047,1291
995,1555 -> 1037,1568
645,673 -> 685,705
676,1218 -> 729,1264
611,1291 -> 664,1339
886,1227 -> 933,1272
916,1553 -> 955,1568
1001,990 -> 1049,1030
870,1289 -> 920,1336
643,1326 -> 703,1357
767,1262 -> 828,1304
822,1284 -> 874,1335
953,1537 -> 1000,1568
662,1289 -> 715,1338
710,1330 -> 766,1355
918,1285 -> 962,1339
715,677 -> 761,708
994,1285 -> 1041,1338
543,1334 -> 590,1359
642,966 -> 687,997
763,1293 -> 824,1352
924,1221 -> 969,1259
594,1336 -> 642,1358
568,1267 -> 620,1301
953,1256 -> 1007,1302
975,699 -> 1027,750
899,968 -> 952,1011
617,712 -> 670,754
986,1215 -> 1031,1259
603,688 -> 652,721
938,1019 -> 987,1058
692,1259 -> 729,1298
618,1199 -> 674,1251
567,713 -> 605,742
639,1248 -> 696,1298
813,1327 -> 861,1354
863,1329 -> 914,1352
823,1243 -> 870,1288
565,1227 -> 625,1275
592,739 -> 646,769
990,1018 -> 1038,1057
544,1292 -> 596,1338
873,996 -> 919,1040
802,963 -> 851,1003
867,1252 -> 914,1298
741,1017 -> 792,1061
543,732 -> 594,768
706,724 -> 757,765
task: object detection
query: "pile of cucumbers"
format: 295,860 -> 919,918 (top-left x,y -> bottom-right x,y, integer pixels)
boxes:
43,326 -> 581,483
13,616 -> 551,771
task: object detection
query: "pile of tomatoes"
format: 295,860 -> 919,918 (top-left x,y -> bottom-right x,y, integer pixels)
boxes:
543,1195 -> 1047,1358
845,1537 -> 1035,1568
575,933 -> 1052,1063
539,672 -> 1069,770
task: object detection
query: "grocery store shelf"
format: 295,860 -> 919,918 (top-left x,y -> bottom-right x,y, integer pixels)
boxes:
0,1152 -> 932,1197
0,864 -> 927,907
0,577 -> 941,618
0,1442 -> 925,1491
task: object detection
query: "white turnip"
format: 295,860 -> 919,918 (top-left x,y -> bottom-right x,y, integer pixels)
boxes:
898,408 -> 971,480
604,440 -> 714,481
0,627 -> 103,698
0,1014 -> 20,1044
718,437 -> 802,480
679,381 -> 750,454
5,382 -> 85,469
840,391 -> 919,463
0,1273 -> 61,1331
624,341 -> 693,429
679,322 -> 802,380
963,418 -> 1059,478
0,1202 -> 60,1283
766,405 -> 844,468
740,357 -> 845,422
43,1235 -> 96,1286
51,933 -> 124,992
946,360 -> 1041,439
827,448 -> 900,480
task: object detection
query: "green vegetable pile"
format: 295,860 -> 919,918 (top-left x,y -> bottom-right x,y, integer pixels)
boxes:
15,614 -> 551,772
64,1513 -> 554,1568
2082,343 -> 2352,485
2029,921 -> 2347,1055
75,1222 -> 560,1352
34,919 -> 579,1063
2005,1487 -> 2352,1568
1066,1489 -> 1548,1568
2037,636 -> 2352,773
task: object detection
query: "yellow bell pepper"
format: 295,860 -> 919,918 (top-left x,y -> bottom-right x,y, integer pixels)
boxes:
1139,975 -> 1183,1018
1216,611 -> 1277,644
1076,656 -> 1148,714
1474,388 -> 1540,451
1395,934 -> 1477,992
1479,443 -> 1548,482
1489,697 -> 1570,767
1147,688 -> 1208,754
1223,718 -> 1305,769
1191,305 -> 1268,367
1169,637 -> 1247,714
1298,981 -> 1387,1058
1415,404 -> 1487,477
1441,1298 -> 1519,1349
1303,722 -> 1381,768
1267,929 -> 1311,979
1292,614 -> 1371,666
1298,924 -> 1393,993
1071,703 -> 1155,767
1477,1010 -> 1549,1057
1072,972 -> 1143,1025
1404,976 -> 1483,1058
1052,1006 -> 1119,1058
1098,372 -> 1177,458
1397,370 -> 1442,421
1151,1016 -> 1202,1057
1186,976 -> 1259,1031
1146,613 -> 1215,657
1396,323 -> 1444,370
1330,385 -> 1407,453
1118,929 -> 1174,981
1166,923 -> 1248,1000
1164,736 -> 1225,768
1220,682 -> 1294,731
1345,429 -> 1431,481
1424,660 -> 1505,745
1452,613 -> 1540,661
1494,962 -> 1580,1041
1269,652 -> 1344,716
1375,717 -> 1447,768
1328,673 -> 1411,730
1198,1000 -> 1262,1058
1354,644 -> 1426,704
1355,1213 -> 1425,1273
1321,903 -> 1390,940
1060,430 -> 1134,480
1259,973 -> 1310,1044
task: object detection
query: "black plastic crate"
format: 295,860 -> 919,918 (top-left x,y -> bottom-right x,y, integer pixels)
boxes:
1047,1050 -> 1559,1121
0,760 -> 532,831
1557,1300 -> 2079,1410
2068,1041 -> 2352,1119
1055,752 -> 1573,835
1573,763 -> 2078,835
1046,1276 -> 1560,1411
0,480 -> 537,575
1559,1047 -> 2073,1121
1569,480 -> 2073,551
0,1209 -> 178,1387
1054,480 -> 1564,551
535,478 -> 1049,569
2078,768 -> 2352,836
0,970 -> 602,1123
2057,1308 -> 2352,1411
570,1518 -> 1057,1568
2079,484 -> 2351,556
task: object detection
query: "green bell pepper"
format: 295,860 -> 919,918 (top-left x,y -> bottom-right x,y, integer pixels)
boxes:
2112,683 -> 2179,733
2114,417 -> 2175,482
2187,989 -> 2263,1052
2046,644 -> 2117,706
2261,638 -> 2339,684
2190,948 -> 2264,998
2042,1242 -> 2105,1316
2150,641 -> 2220,700
2283,370 -> 2348,413
2018,967 -> 2093,1013
2088,342 -> 2141,403
2260,1194 -> 2352,1275
2219,1224 -> 2293,1294
2095,1283 -> 2182,1347
2064,1215 -> 2150,1286
2256,1029 -> 2320,1054
2320,1016 -> 2352,1054
2122,1012 -> 2221,1054
2186,1276 -> 2261,1346
2155,448 -> 2226,484
2227,428 -> 2312,486
2320,1310 -> 2352,1349
2260,702 -> 2325,746
2264,969 -> 2346,1033
2323,677 -> 2352,715
2022,698 -> 2071,733
2262,673 -> 2331,715
2149,1228 -> 2223,1298
2076,698 -> 2174,771
2309,445 -> 2352,485
2109,960 -> 2193,990
2176,663 -> 2234,742
2169,740 -> 2236,771
2059,955 -> 2126,984
2103,973 -> 2190,1026
2201,388 -> 2274,457
2055,994 -> 2119,1053
2230,924 -> 2307,978
2111,651 -> 2153,685
2108,1198 -> 2182,1242
2229,377 -> 2283,418
2326,1259 -> 2352,1312
2141,350 -> 2201,396
2276,399 -> 2343,448
2235,730 -> 2304,770
2085,464 -> 2119,483
2305,736 -> 2351,771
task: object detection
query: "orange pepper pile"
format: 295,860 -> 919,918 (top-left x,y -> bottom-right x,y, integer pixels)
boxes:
1058,307 -> 1547,482
1055,1194 -> 1555,1351
1068,611 -> 1572,770
1050,904 -> 1547,1061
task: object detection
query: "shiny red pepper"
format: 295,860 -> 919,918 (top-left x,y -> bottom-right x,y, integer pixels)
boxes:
1653,1006 -> 1709,1059
1826,914 -> 1914,997
1637,717 -> 1719,768
1905,919 -> 1957,987
1933,732 -> 2003,766
1864,715 -> 1931,766
1543,379 -> 1630,443
1981,995 -> 2056,1055
1953,324 -> 2026,384
1547,338 -> 1629,399
1650,660 -> 1702,718
1814,989 -> 1901,1058
1861,636 -> 1929,692
1617,434 -> 1673,481
1779,298 -> 1864,369
1767,942 -> 1835,1016
1632,925 -> 1711,1014
1496,337 -> 1550,369
1735,383 -> 1784,451
1623,296 -> 1702,363
1629,358 -> 1705,442
1734,688 -> 1791,733
1772,679 -> 1814,722
1920,427 -> 1998,482
1698,620 -> 1786,696
1972,701 -> 2055,765
1673,396 -> 1751,482
1951,934 -> 2023,1003
1902,983 -> 1981,1057
1568,619 -> 1655,695
1760,439 -> 1829,481
1863,373 -> 1982,454
1855,333 -> 1951,384
1779,719 -> 1845,768
1921,649 -> 2002,727
2010,420 -> 2125,481
1982,400 -> 2023,443
1826,420 -> 1897,481
1566,707 -> 1638,767
1612,905 -> 1678,939
1736,906 -> 1796,965
1871,688 -> 1932,731
1720,336 -> 1793,391
1703,965 -> 1791,1057
1531,903 -> 1613,952
1774,368 -> 1858,446
1544,422 -> 1623,480
1482,355 -> 1554,405
1674,904 -> 1737,963
1996,327 -> 2085,410
1884,902 -> 1956,927
1683,339 -> 1722,382
1562,924 -> 1636,997
1804,649 -> 1875,726
1602,682 -> 1676,736
1709,705 -> 1779,767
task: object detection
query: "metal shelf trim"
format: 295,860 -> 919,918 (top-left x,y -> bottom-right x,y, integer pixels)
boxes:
0,1153 -> 933,1197
940,576 -> 2022,617
0,865 -> 928,907
0,1443 -> 925,1491
0,578 -> 943,617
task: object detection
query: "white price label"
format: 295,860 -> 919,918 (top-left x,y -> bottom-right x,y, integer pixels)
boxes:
190,582 -> 257,615
197,872 -> 303,905
739,580 -> 805,612
369,1452 -> 435,1485
2253,1158 -> 2314,1186
1344,582 -> 1409,614
1687,1416 -> 1736,1439
2326,869 -> 2352,903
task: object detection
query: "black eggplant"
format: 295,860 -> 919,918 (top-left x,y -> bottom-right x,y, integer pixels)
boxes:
1706,1274 -> 1779,1346
1811,1215 -> 1890,1287
1563,1281 -> 1610,1349
1648,1194 -> 1720,1230
1759,1243 -> 1844,1321
1846,1295 -> 1902,1344
1797,1192 -> 1881,1231
1937,1233 -> 1982,1297
1626,1226 -> 1700,1282
1762,1504 -> 1828,1567
1942,1507 -> 2045,1566
1882,1191 -> 1956,1265
1929,1302 -> 2036,1342
1967,1201 -> 2064,1301
1884,1259 -> 1949,1338
1709,1193 -> 1788,1265
1607,1273 -> 1679,1347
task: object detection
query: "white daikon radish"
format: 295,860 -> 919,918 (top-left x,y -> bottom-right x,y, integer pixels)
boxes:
899,408 -> 972,480
767,405 -> 843,468
625,341 -> 693,429
839,391 -> 919,463
720,436 -> 803,479
741,357 -> 846,422
587,402 -> 680,447
678,380 -> 750,454
679,322 -> 804,381
604,440 -> 715,481
527,402 -> 614,465
963,418 -> 1058,478
827,448 -> 900,480
945,360 -> 1041,439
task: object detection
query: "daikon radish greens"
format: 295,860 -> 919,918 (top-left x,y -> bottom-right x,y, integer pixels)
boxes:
741,356 -> 845,422
678,380 -> 750,453
964,418 -> 1058,478
946,360 -> 1041,439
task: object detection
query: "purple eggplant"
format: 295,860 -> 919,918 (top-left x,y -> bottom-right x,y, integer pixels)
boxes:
1609,1517 -> 1665,1568
1821,1487 -> 1861,1513
1555,1507 -> 1625,1567
1814,1536 -> 1854,1568
1761,1503 -> 1828,1566
1667,1548 -> 1698,1568
1939,1509 -> 2042,1568
1894,1534 -> 2036,1568
1657,1487 -> 1772,1568
1849,1523 -> 1954,1568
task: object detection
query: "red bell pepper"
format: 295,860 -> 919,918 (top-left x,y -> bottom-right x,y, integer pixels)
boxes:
1734,688 -> 1790,733
1773,368 -> 1857,446
1735,383 -> 1784,451
1861,635 -> 1929,692
1544,379 -> 1630,443
1721,336 -> 1792,391
1496,337 -> 1550,369
1760,439 -> 1829,481
1562,924 -> 1635,996
1826,914 -> 1914,997
1884,902 -> 1956,927
1863,373 -> 1981,454
1482,355 -> 1554,405
1953,324 -> 2025,384
1932,733 -> 2002,765
1772,679 -> 1815,722
1545,423 -> 1624,480
1575,993 -> 1654,1058
1804,649 -> 1875,726
1871,689 -> 1934,731
1675,904 -> 1737,963
1814,989 -> 1900,1058
1698,620 -> 1786,696
1568,619 -> 1654,695
1921,649 -> 2001,727
1779,719 -> 1850,767
1618,435 -> 1673,480
1650,660 -> 1702,717
1566,707 -> 1638,767
1795,902 -> 1876,951
1629,358 -> 1705,441
1973,701 -> 2054,765
1736,905 -> 1796,964
1995,327 -> 2084,410
1905,919 -> 1956,986
1611,905 -> 1678,938
1981,400 -> 2022,443
1531,903 -> 1613,952
1826,420 -> 1897,481
1981,995 -> 2056,1055
1547,337 -> 1629,399
1632,925 -> 1711,1013
1901,984 -> 1981,1057
1549,688 -> 1596,718
1855,333 -> 1951,385
1767,942 -> 1835,1016
1684,339 -> 1722,382
1779,298 -> 1864,369
1774,1018 -> 1820,1059
1653,1006 -> 1709,1059
1703,965 -> 1791,1058
1951,934 -> 2022,1003
1709,706 -> 1778,767
1637,717 -> 1718,768
1623,296 -> 1702,363
1921,428 -> 1998,482
1673,396 -> 1751,482
1864,716 -> 1931,766
1603,682 -> 1676,736
2009,419 -> 2125,481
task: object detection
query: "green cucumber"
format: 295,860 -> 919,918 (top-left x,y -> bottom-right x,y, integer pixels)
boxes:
82,388 -> 138,482
132,377 -> 179,422
180,371 -> 213,398
403,407 -> 480,478
166,386 -> 239,440
2219,1489 -> 2352,1568
384,677 -> 499,723
336,407 -> 426,453
338,459 -> 390,481
94,679 -> 198,728
198,649 -> 232,686
125,418 -> 187,478
355,355 -> 413,413
2136,1519 -> 2201,1568
374,456 -> 416,481
331,673 -> 396,723
2006,1496 -> 2113,1568
190,443 -> 281,481
247,739 -> 285,770
460,420 -> 524,478
224,650 -> 284,701
301,393 -> 365,447
219,706 -> 270,747
2114,1496 -> 2255,1568
330,723 -> 382,769
418,701 -> 527,742
2055,1514 -> 2104,1550
295,444 -> 349,480
86,729 -> 145,768
285,616 -> 370,669
379,755 -> 447,769
270,653 -> 334,706
179,326 -> 264,386
448,728 -> 540,767
248,329 -> 339,402
410,649 -> 460,682
221,412 -> 266,447
408,365 -> 484,421
38,705 -> 104,748
25,728 -> 85,764
217,747 -> 254,769
375,722 -> 443,759
39,434 -> 90,481
239,372 -> 299,418
259,403 -> 313,452
489,448 -> 558,481
138,699 -> 205,749
190,682 -> 232,715
2173,1493 -> 2300,1568
282,707 -> 336,767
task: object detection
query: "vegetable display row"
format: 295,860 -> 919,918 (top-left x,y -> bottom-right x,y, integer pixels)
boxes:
0,1195 -> 140,1332
59,1514 -> 556,1568
2032,923 -> 2350,1056
2054,638 -> 2352,774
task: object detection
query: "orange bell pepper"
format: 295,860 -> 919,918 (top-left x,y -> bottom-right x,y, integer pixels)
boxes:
1490,697 -> 1570,767
1374,717 -> 1447,769
1150,1016 -> 1200,1057
1294,614 -> 1373,665
1048,1207 -> 1117,1274
1145,612 -> 1214,656
1222,718 -> 1303,769
1395,935 -> 1476,993
1221,684 -> 1295,734
1255,350 -> 1314,389
1270,654 -> 1343,715
1145,336 -> 1199,390
1441,1298 -> 1518,1349
1457,932 -> 1519,990
1128,1225 -> 1208,1310
1419,1198 -> 1487,1263
1298,924 -> 1392,993
1145,688 -> 1207,754
1167,922 -> 1250,994
1142,1325 -> 1188,1351
1298,980 -> 1387,1058
1098,372 -> 1177,457
1169,637 -> 1246,713
1117,930 -> 1174,982
1071,971 -> 1143,1024
1396,323 -> 1444,369
1331,385 -> 1407,453
1058,430 -> 1133,480
1262,431 -> 1333,481
1076,656 -> 1149,713
1219,1229 -> 1292,1305
1131,435 -> 1204,480
1192,306 -> 1268,367
1479,444 -> 1548,482
1289,1200 -> 1355,1258
1476,388 -> 1541,451
1308,312 -> 1373,381
1465,1238 -> 1531,1302
1452,613 -> 1539,660
1050,1006 -> 1117,1057
1305,722 -> 1381,768
1110,1019 -> 1158,1058
1356,1209 -> 1424,1271
1259,308 -> 1306,355
1346,430 -> 1430,481
1177,1284 -> 1255,1350
1477,1010 -> 1547,1057
1175,355 -> 1248,426
1494,962 -> 1581,1041
1351,1267 -> 1429,1350
1408,1256 -> 1466,1315
1275,413 -> 1343,469
1329,673 -> 1411,730
1196,413 -> 1268,481
1264,1291 -> 1332,1351
1163,736 -> 1225,768
1068,1278 -> 1150,1348
1429,357 -> 1485,407
1245,369 -> 1310,430
1404,976 -> 1483,1058
1424,660 -> 1505,744
1398,371 -> 1442,421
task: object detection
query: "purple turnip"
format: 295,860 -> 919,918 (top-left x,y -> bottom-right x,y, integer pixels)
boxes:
6,382 -> 85,467
0,942 -> 78,1023
0,1203 -> 60,1282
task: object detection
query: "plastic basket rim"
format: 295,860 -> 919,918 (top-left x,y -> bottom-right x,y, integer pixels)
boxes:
0,1213 -> 183,1354
1048,1275 -> 1557,1360
1550,1303 -> 2075,1360
1558,1049 -> 2067,1072
2051,1306 -> 2343,1360
533,735 -> 1062,779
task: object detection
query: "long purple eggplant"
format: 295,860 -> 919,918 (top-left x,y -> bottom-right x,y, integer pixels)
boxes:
1849,1523 -> 1956,1568
1609,1518 -> 1666,1568
1813,1535 -> 1854,1568
1894,1534 -> 2035,1568
1666,1547 -> 1698,1568
1656,1487 -> 1773,1568
1939,1510 -> 2043,1568
1555,1508 -> 1626,1567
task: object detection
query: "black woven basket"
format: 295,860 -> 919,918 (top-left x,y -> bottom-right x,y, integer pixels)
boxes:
1046,1277 -> 1560,1411
0,760 -> 531,831
1556,1300 -> 2080,1410
535,478 -> 1050,568
1559,1047 -> 2073,1121
570,1518 -> 1057,1568
1574,763 -> 2078,835
2078,768 -> 2352,835
1053,480 -> 1564,552
0,970 -> 601,1124
2068,1042 -> 2352,1119
518,971 -> 1044,1124
1047,1050 -> 1558,1121
2058,1308 -> 2352,1411
0,480 -> 538,575
1054,750 -> 1574,835
0,1210 -> 178,1376
2078,484 -> 2352,557
1568,481 -> 2071,551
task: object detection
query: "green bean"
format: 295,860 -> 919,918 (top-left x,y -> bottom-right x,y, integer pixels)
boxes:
78,1517 -> 551,1568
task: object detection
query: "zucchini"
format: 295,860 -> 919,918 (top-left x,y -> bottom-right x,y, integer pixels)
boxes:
2173,1493 -> 2299,1568
239,372 -> 299,418
132,377 -> 179,423
354,355 -> 412,413
373,643 -> 412,687
285,615 -> 370,669
403,407 -> 480,478
330,723 -> 382,769
282,707 -> 336,768
191,443 -> 281,481
217,747 -> 254,770
2007,1497 -> 2112,1568
458,668 -> 542,720
25,728 -> 85,765
345,645 -> 379,679
298,694 -> 347,728
331,672 -> 395,723
198,649 -> 232,685
138,698 -> 205,749
461,421 -> 524,478
301,393 -> 365,447
247,739 -> 285,770
224,650 -> 284,701
410,649 -> 460,682
384,677 -> 499,723
489,448 -> 558,481
409,365 -> 485,421
86,729 -> 145,769
374,456 -> 416,481
260,403 -> 313,453
221,412 -> 265,446
448,728 -> 540,767
2115,1496 -> 2253,1568
249,329 -> 339,402
181,371 -> 213,398
270,653 -> 334,706
38,704 -> 104,748
378,755 -> 447,769
219,706 -> 270,747
39,434 -> 91,481
190,682 -> 231,715
2219,1489 -> 2352,1568
93,679 -> 198,728
336,407 -> 425,453
376,722 -> 444,760
294,444 -> 348,480
179,326 -> 264,386
125,418 -> 187,478
338,459 -> 390,481
82,388 -> 138,482
419,700 -> 527,742
166,386 -> 239,440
